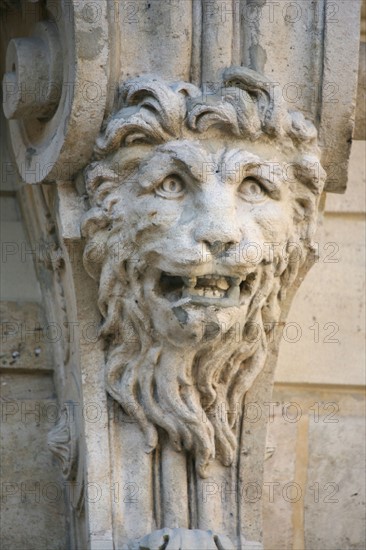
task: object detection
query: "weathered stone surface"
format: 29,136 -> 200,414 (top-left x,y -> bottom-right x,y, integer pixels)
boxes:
138,528 -> 236,550
0,1 -> 363,549
0,195 -> 20,222
79,66 -> 327,547
306,416 -> 366,550
263,410 -> 297,550
276,212 -> 365,386
0,301 -> 52,371
326,141 -> 366,213
263,385 -> 366,550
1,0 -> 361,192
354,42 -> 366,140
0,222 -> 42,302
0,372 -> 67,550
1,1 -> 109,183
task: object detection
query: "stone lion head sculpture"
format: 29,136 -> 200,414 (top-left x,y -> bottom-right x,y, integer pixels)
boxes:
81,67 -> 326,477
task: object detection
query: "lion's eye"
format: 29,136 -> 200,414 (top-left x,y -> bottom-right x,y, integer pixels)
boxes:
156,175 -> 185,199
238,178 -> 267,202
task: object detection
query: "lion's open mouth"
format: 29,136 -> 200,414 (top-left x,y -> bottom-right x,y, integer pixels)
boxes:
158,272 -> 257,307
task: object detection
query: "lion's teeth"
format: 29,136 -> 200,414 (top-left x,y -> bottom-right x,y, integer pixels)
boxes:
181,275 -> 235,299
216,278 -> 229,290
183,277 -> 197,288
202,288 -> 226,298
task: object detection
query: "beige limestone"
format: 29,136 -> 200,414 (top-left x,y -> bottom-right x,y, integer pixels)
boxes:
0,1 -> 363,549
326,141 -> 366,214
263,385 -> 366,550
306,416 -> 366,549
0,222 -> 42,302
0,301 -> 53,371
275,213 -> 365,386
0,300 -> 67,550
263,411 -> 297,550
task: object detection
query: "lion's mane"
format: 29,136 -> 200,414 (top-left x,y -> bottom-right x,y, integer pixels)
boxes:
81,67 -> 325,476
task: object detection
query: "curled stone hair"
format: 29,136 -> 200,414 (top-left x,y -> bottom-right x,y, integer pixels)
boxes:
94,66 -> 319,159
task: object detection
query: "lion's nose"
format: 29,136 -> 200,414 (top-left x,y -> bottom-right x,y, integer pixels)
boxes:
193,187 -> 242,252
206,240 -> 236,255
194,221 -> 241,253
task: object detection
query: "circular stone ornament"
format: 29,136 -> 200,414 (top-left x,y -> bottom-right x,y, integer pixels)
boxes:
3,21 -> 62,120
2,0 -> 109,184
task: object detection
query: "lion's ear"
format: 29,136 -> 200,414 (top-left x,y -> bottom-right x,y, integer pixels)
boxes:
293,196 -> 313,221
291,196 -> 319,243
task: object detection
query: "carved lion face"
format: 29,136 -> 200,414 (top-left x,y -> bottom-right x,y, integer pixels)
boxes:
82,68 -> 325,475
89,139 -> 319,346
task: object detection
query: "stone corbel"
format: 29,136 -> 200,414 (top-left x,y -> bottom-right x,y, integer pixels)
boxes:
1,1 -> 362,549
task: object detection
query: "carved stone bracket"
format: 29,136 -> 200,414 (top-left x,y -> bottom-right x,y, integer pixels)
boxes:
79,66 -> 326,549
1,1 -> 361,549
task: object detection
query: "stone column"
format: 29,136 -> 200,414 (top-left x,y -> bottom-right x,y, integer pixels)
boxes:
1,1 -> 361,549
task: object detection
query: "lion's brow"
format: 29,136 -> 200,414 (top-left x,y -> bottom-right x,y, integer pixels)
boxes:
158,143 -> 211,182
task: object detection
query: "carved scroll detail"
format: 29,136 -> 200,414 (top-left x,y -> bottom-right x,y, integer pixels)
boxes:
47,402 -> 84,515
48,403 -> 78,481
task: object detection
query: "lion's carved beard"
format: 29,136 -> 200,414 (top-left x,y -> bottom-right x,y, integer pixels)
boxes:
92,239 -> 299,477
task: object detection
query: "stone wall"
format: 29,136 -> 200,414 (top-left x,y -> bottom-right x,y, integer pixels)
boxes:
263,141 -> 366,549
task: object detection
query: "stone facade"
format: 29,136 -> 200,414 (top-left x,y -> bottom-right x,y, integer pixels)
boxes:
0,1 -> 364,549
